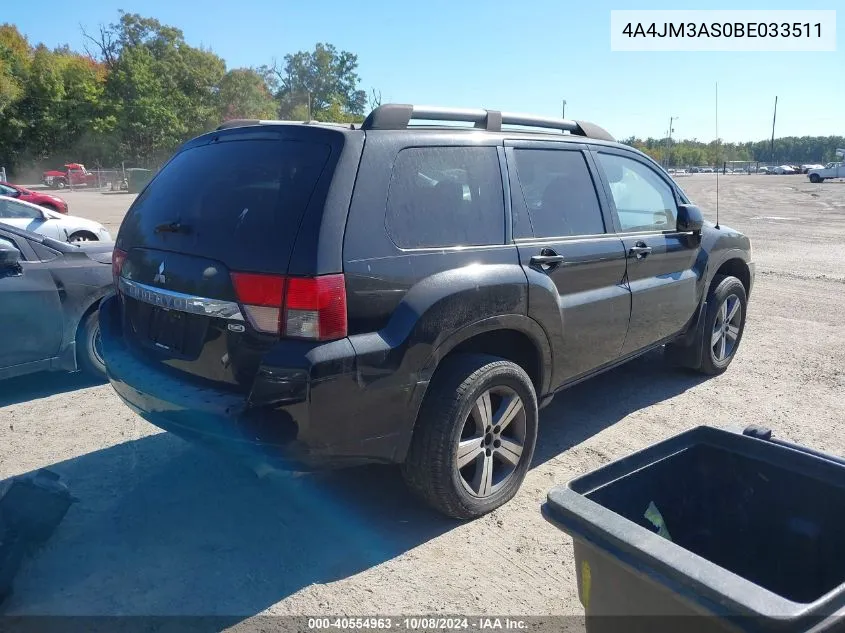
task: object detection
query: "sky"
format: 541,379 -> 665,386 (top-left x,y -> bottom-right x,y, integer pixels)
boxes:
5,0 -> 843,142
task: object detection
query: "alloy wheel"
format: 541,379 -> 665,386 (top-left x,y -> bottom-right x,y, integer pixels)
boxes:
455,386 -> 527,498
711,294 -> 742,362
91,326 -> 104,367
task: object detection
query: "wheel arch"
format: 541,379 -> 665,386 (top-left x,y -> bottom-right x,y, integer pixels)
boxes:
68,229 -> 98,242
712,255 -> 752,298
394,316 -> 551,465
423,315 -> 553,397
55,290 -> 110,372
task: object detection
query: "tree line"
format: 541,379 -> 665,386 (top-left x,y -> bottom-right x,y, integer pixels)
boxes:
2,12 -> 843,178
0,12 -> 375,176
623,135 -> 845,167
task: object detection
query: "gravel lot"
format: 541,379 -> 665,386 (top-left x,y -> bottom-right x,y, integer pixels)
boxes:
1,174 -> 844,620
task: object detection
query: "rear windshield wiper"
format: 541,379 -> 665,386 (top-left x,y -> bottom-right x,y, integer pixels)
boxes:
154,221 -> 192,235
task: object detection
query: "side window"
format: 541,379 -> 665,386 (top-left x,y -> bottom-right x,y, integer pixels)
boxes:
0,198 -> 42,220
385,146 -> 504,249
596,153 -> 677,232
511,149 -> 605,237
0,184 -> 17,196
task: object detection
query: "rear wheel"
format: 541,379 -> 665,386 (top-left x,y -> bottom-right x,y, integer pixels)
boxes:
402,354 -> 538,520
76,309 -> 105,379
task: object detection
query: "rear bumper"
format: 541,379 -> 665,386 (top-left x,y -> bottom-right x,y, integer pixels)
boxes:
99,294 -> 407,470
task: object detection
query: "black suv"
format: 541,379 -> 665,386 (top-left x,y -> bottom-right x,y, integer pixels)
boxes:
100,104 -> 754,519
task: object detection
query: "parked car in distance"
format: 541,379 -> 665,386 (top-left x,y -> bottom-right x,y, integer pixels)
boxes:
0,197 -> 111,243
771,165 -> 797,175
808,162 -> 845,183
0,181 -> 68,214
42,163 -> 99,189
100,104 -> 755,519
801,164 -> 825,174
0,223 -> 112,380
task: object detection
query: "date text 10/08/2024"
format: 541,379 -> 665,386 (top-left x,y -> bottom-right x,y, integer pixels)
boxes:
622,21 -> 822,39
307,618 -> 528,630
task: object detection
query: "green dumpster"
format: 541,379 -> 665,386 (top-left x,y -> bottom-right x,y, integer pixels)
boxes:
126,168 -> 154,193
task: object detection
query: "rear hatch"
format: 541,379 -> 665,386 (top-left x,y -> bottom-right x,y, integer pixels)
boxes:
114,127 -> 340,390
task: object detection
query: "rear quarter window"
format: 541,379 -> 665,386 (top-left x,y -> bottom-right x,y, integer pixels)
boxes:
385,146 -> 505,249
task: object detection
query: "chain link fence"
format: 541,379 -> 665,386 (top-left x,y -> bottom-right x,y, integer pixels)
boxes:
39,163 -> 158,193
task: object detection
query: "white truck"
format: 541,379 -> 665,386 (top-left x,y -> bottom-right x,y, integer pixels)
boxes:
808,162 -> 845,183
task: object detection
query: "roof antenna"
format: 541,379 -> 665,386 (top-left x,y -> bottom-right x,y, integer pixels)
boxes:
715,81 -> 721,230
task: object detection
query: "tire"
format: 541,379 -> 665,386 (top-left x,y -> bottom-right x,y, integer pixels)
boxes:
809,174 -> 822,183
69,231 -> 98,243
55,178 -> 67,189
692,275 -> 748,376
76,309 -> 106,379
402,354 -> 538,520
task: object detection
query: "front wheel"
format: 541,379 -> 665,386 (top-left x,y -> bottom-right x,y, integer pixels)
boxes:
76,309 -> 106,379
693,275 -> 748,375
809,174 -> 823,183
402,354 -> 538,520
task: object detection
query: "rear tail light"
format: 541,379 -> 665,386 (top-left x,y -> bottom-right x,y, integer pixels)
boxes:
231,272 -> 347,341
112,248 -> 127,287
285,275 -> 347,340
231,272 -> 286,334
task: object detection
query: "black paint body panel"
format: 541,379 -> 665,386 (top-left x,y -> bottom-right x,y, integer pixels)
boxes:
101,122 -> 755,468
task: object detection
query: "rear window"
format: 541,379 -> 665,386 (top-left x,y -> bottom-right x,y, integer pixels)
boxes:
385,146 -> 504,249
119,139 -> 331,272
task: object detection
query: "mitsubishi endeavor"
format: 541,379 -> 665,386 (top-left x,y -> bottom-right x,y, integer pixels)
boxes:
100,104 -> 754,519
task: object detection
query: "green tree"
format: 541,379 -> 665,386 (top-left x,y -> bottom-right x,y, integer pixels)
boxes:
0,25 -> 29,116
265,42 -> 367,120
86,13 -> 225,163
218,68 -> 277,120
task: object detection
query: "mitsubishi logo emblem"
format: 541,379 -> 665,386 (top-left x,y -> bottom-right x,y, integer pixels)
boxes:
153,261 -> 166,284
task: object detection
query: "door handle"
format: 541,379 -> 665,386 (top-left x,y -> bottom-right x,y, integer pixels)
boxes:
530,249 -> 565,269
628,243 -> 652,259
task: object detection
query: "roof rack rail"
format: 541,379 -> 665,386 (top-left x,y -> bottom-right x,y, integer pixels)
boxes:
361,104 -> 614,142
215,119 -> 357,131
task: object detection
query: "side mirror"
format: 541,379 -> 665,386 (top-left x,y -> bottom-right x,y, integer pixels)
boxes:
0,243 -> 22,268
677,204 -> 704,233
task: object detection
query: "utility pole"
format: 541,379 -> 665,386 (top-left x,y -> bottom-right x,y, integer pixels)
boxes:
770,96 -> 778,165
562,99 -> 567,119
667,116 -> 678,167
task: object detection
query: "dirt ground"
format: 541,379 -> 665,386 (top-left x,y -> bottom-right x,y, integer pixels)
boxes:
1,174 -> 844,620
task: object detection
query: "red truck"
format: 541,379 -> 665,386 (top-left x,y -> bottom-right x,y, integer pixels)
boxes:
41,163 -> 99,189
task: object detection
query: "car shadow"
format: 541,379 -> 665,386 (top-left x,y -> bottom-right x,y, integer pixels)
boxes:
1,433 -> 459,618
1,349 -> 708,619
0,372 -> 107,408
532,349 -> 709,466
